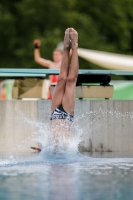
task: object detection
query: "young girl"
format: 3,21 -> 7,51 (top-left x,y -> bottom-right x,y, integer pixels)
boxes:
31,28 -> 78,152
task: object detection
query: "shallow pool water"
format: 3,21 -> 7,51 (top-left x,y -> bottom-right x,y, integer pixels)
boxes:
0,151 -> 133,200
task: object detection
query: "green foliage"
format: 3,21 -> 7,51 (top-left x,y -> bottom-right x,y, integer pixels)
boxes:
0,0 -> 133,69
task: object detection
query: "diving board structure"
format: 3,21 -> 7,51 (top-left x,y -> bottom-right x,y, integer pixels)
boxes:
0,69 -> 133,99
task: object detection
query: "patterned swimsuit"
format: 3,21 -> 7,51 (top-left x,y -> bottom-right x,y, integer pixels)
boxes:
50,105 -> 74,122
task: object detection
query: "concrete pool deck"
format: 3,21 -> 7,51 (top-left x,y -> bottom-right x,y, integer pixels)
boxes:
0,100 -> 133,154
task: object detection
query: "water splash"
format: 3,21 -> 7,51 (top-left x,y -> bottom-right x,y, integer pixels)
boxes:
0,105 -> 85,165
1,104 -> 133,167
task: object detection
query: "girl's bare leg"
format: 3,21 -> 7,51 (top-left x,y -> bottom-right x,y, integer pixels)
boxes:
51,28 -> 71,112
62,28 -> 79,114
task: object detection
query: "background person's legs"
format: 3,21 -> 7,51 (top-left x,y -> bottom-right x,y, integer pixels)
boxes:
51,28 -> 71,112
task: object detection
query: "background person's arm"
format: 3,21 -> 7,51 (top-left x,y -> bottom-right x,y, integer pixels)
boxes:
34,39 -> 52,68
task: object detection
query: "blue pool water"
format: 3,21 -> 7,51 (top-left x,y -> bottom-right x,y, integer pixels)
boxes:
0,150 -> 133,200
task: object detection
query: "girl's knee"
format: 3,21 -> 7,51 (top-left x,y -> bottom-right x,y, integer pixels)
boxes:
66,75 -> 77,85
57,75 -> 67,83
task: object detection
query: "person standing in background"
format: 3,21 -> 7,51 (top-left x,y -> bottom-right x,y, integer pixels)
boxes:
33,39 -> 63,99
